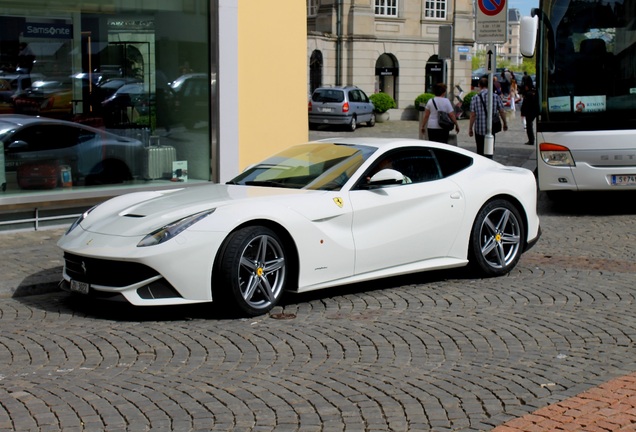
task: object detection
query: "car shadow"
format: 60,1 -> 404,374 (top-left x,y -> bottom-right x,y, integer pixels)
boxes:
280,266 -> 478,309
13,266 -> 479,322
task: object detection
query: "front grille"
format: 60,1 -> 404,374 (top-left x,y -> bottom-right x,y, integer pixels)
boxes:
64,252 -> 160,287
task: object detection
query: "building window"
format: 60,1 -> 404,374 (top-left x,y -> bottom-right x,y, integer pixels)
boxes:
375,0 -> 398,17
425,0 -> 447,19
308,0 -> 319,17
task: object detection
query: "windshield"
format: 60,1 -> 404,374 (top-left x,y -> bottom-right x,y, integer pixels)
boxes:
539,0 -> 636,127
228,143 -> 377,191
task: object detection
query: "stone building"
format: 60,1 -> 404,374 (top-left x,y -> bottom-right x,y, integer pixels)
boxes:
307,0 -> 476,119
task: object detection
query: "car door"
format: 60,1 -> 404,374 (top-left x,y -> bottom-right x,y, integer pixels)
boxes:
348,148 -> 465,275
348,89 -> 369,123
356,89 -> 373,122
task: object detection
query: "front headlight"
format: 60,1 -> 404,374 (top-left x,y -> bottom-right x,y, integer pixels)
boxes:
66,206 -> 97,235
137,209 -> 215,247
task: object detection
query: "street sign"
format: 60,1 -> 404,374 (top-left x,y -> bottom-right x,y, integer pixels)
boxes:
475,0 -> 508,43
486,44 -> 496,72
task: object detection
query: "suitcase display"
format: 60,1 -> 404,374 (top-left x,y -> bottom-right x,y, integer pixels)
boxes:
17,161 -> 59,190
143,145 -> 176,180
0,142 -> 5,191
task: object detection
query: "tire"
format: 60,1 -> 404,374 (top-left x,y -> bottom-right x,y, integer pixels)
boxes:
217,226 -> 288,316
469,199 -> 525,276
367,113 -> 376,127
348,115 -> 357,132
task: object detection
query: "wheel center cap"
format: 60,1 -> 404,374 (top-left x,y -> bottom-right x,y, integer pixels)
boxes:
256,267 -> 264,277
495,233 -> 502,242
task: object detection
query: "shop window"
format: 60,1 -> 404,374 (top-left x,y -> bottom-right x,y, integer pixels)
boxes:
0,0 -> 216,197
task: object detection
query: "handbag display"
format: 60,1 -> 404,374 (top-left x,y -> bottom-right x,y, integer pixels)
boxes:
432,99 -> 455,131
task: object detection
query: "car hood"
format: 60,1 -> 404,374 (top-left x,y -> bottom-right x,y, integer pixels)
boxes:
80,183 -> 326,237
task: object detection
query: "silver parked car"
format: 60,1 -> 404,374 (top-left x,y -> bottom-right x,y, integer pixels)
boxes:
1,114 -> 144,186
308,86 -> 375,131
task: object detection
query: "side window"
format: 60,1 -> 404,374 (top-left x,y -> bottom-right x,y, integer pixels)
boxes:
360,90 -> 370,103
11,126 -> 47,151
349,90 -> 360,102
13,125 -> 82,151
390,149 -> 442,183
360,148 -> 443,186
50,126 -> 81,149
430,148 -> 473,177
77,128 -> 97,145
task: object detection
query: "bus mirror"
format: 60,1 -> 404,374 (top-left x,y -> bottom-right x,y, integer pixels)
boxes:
520,16 -> 538,57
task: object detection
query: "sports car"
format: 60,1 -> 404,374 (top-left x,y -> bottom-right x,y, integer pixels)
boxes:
58,138 -> 541,316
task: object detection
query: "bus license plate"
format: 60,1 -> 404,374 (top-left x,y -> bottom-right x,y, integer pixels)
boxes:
611,175 -> 636,186
70,280 -> 90,294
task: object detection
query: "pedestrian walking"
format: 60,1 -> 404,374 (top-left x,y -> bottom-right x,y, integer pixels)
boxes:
419,83 -> 459,144
520,83 -> 539,145
468,77 -> 508,157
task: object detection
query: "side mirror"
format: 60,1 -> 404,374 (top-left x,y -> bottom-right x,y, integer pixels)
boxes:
7,140 -> 29,151
368,168 -> 405,186
520,15 -> 538,57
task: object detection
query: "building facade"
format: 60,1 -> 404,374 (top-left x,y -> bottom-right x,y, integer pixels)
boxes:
0,0 -> 307,230
307,0 -> 476,119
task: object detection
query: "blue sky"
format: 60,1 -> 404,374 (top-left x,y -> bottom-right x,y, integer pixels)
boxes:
508,0 -> 539,17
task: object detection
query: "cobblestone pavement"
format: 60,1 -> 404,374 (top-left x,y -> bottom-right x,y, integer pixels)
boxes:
1,116 -> 636,431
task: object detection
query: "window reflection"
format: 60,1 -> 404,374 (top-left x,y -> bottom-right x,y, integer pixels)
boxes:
0,1 -> 213,195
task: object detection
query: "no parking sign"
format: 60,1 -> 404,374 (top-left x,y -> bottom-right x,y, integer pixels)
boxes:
475,0 -> 508,43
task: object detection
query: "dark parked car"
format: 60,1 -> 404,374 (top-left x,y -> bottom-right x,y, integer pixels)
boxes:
101,83 -> 175,128
91,77 -> 142,109
0,114 -> 144,186
170,73 -> 210,129
308,86 -> 375,131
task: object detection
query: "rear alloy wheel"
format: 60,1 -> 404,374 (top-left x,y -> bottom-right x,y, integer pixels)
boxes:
348,115 -> 357,132
469,199 -> 525,276
218,226 -> 287,316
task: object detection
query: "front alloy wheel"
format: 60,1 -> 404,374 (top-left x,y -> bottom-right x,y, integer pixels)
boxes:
469,199 -> 524,276
218,226 -> 287,316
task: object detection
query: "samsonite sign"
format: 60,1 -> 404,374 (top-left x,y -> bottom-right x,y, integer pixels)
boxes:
23,23 -> 72,39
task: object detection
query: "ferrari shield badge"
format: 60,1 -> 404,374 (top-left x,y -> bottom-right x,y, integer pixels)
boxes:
333,197 -> 344,208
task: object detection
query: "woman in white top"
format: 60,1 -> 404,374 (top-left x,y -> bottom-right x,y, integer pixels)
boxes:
420,83 -> 459,144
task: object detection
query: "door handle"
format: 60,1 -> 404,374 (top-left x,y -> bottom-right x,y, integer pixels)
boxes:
450,192 -> 461,199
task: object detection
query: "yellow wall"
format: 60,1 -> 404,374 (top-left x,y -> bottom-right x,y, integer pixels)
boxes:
238,1 -> 308,170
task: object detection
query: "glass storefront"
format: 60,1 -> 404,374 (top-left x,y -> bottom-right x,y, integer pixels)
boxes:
0,0 -> 215,197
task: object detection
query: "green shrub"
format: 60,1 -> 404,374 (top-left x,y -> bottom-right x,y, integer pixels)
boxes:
369,92 -> 396,113
462,91 -> 478,113
414,93 -> 434,111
